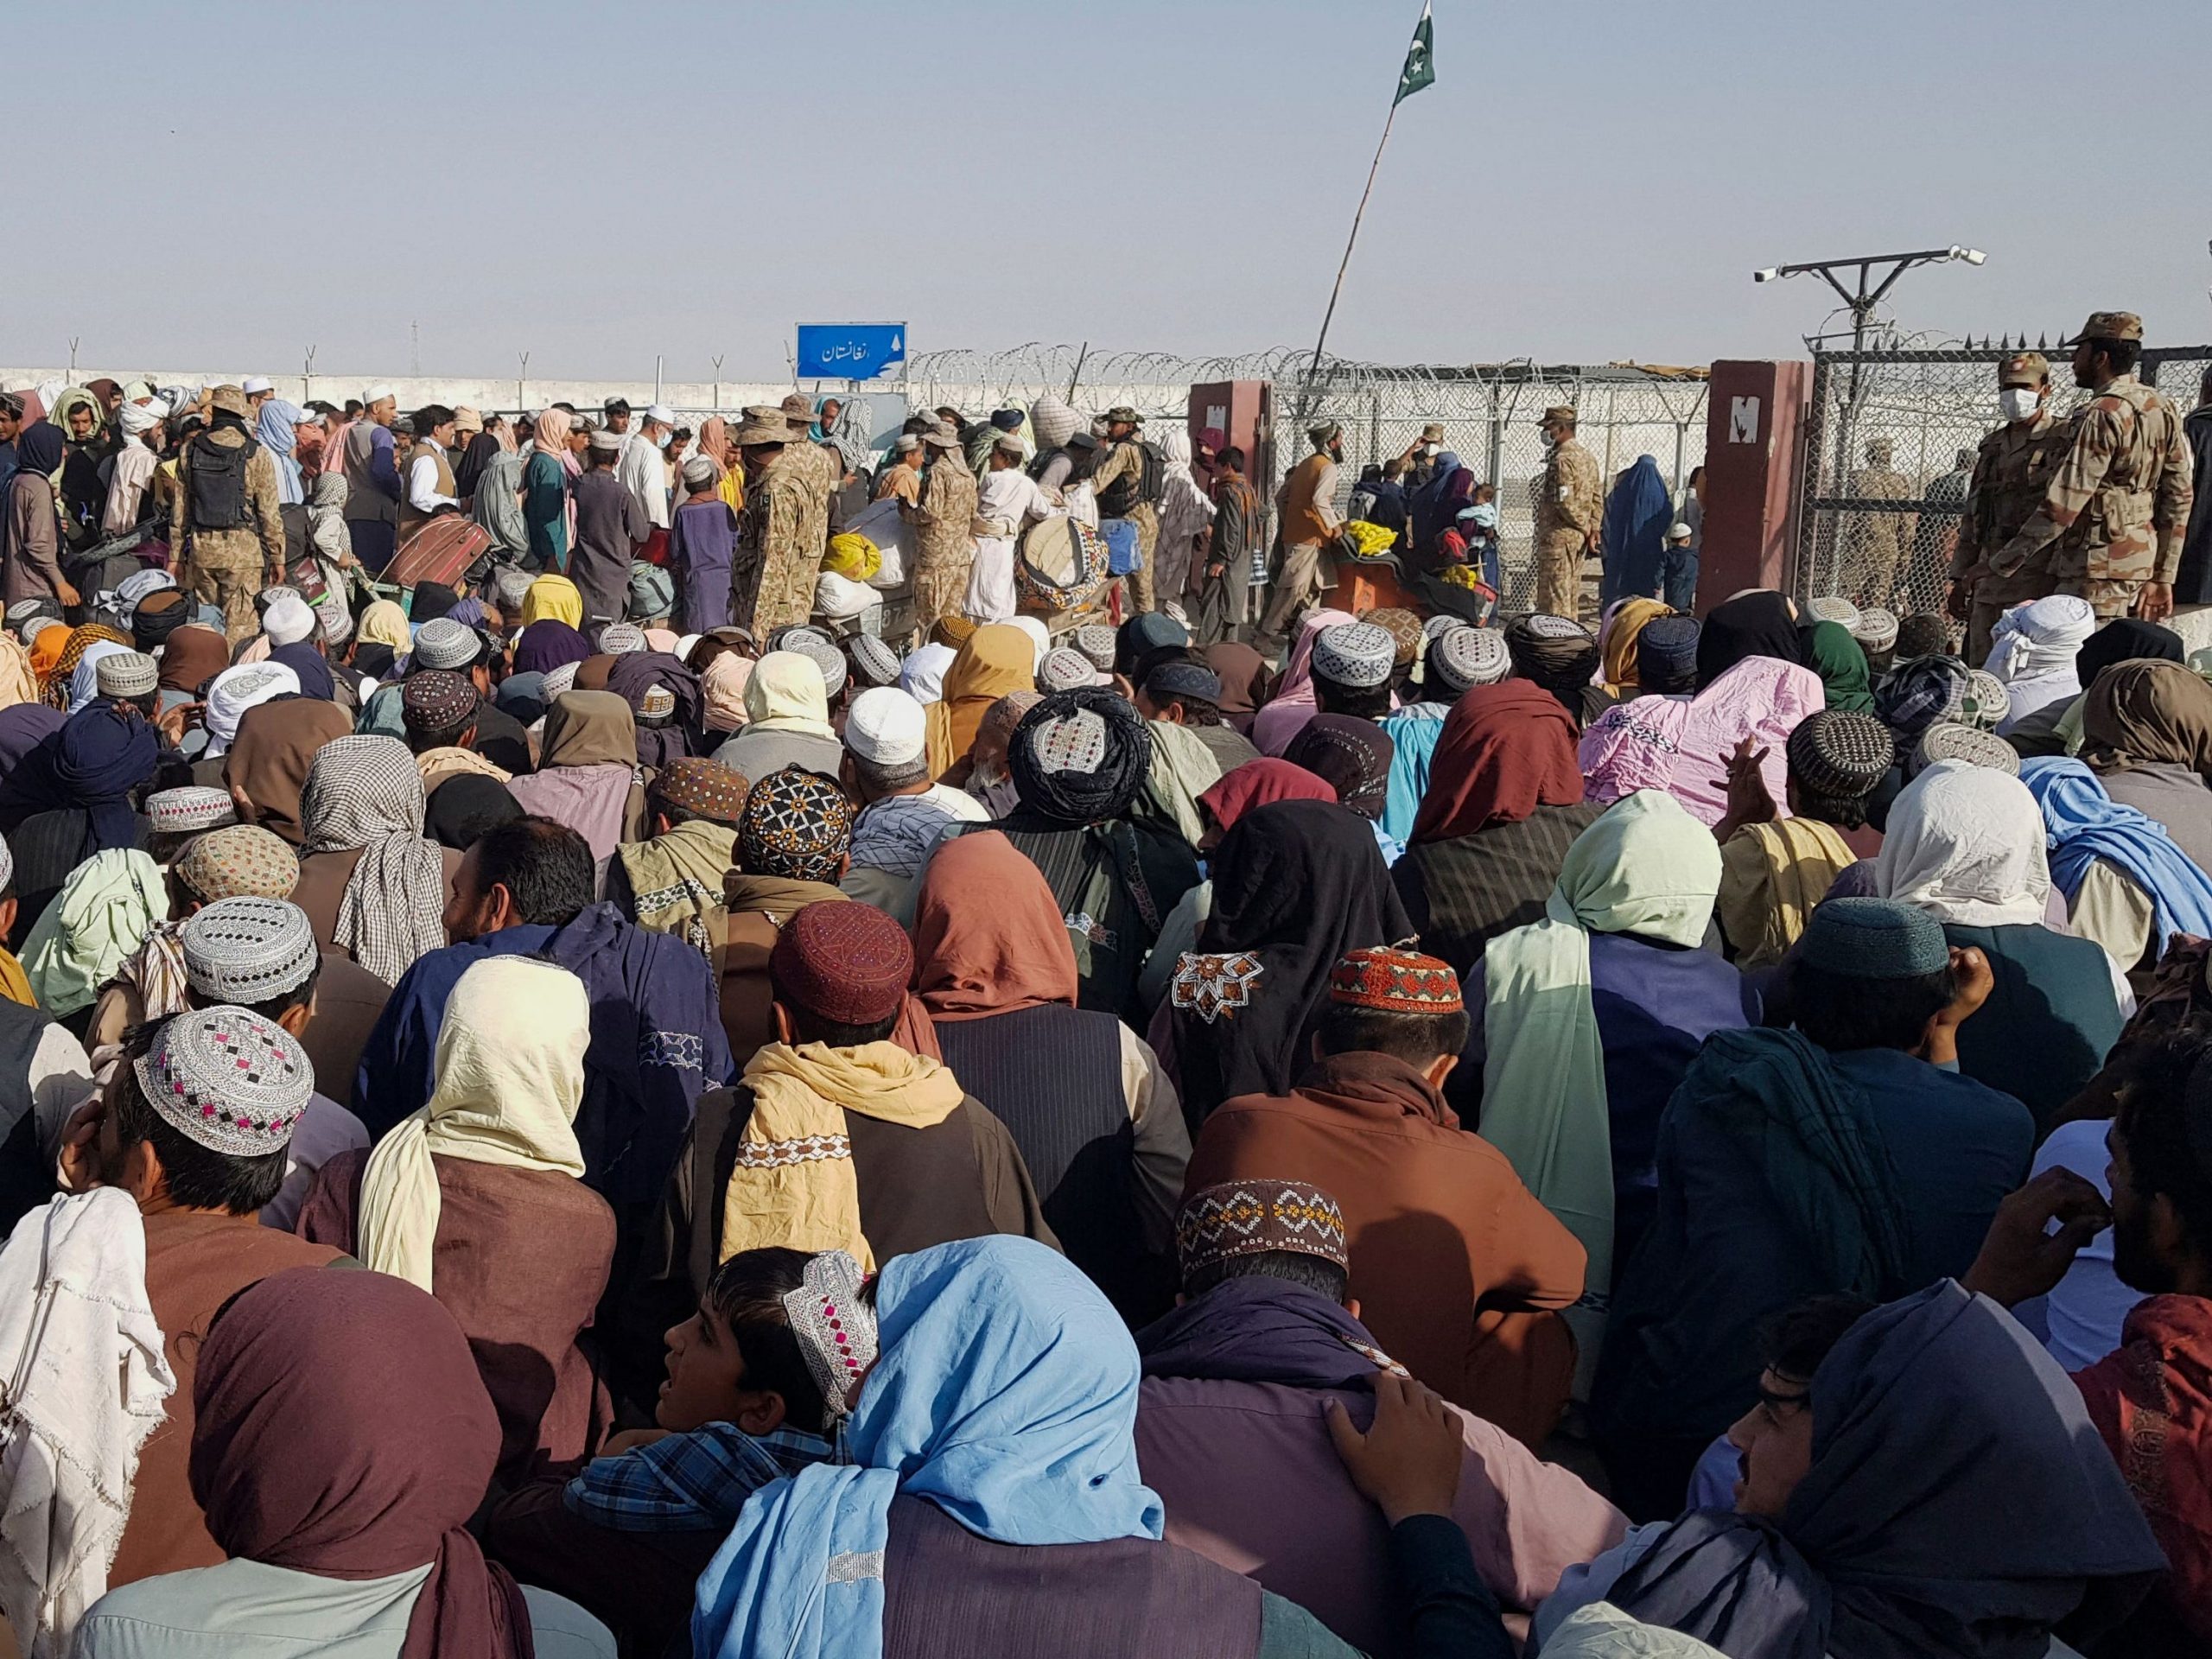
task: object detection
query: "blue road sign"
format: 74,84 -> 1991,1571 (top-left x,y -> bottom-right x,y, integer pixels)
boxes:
796,323 -> 907,380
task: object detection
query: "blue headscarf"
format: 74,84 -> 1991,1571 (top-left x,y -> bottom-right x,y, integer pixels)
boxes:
54,703 -> 160,851
2020,755 -> 2212,955
693,1236 -> 1163,1659
1408,450 -> 1464,550
257,397 -> 306,505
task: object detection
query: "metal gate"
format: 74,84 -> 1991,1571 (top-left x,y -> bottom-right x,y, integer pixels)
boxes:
1795,339 -> 2212,617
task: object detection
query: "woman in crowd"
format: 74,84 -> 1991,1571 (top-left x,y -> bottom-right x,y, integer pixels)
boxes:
1252,607 -> 1356,755
2077,658 -> 2212,874
506,691 -> 649,889
924,623 -> 1034,782
1393,682 -> 1599,978
291,734 -> 454,982
298,957 -> 614,1482
713,650 -> 842,783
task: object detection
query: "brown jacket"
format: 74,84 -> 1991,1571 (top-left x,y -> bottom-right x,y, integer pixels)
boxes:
110,1211 -> 344,1588
3,470 -> 67,604
1184,1050 -> 1586,1448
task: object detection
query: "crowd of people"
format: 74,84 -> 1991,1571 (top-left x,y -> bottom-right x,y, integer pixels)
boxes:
0,350 -> 2206,1659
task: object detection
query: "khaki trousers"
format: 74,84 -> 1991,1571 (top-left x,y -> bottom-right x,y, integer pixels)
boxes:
1535,528 -> 1585,620
1258,541 -> 1325,639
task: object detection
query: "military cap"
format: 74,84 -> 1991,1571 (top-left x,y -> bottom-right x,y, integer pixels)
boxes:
1541,404 -> 1577,425
1103,406 -> 1144,425
2068,311 -> 2143,344
1999,352 -> 2049,387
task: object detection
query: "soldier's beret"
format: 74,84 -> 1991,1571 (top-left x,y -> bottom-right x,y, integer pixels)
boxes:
2069,311 -> 2143,345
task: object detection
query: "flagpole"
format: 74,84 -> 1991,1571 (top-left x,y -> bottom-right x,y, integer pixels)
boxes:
1300,1 -> 1430,408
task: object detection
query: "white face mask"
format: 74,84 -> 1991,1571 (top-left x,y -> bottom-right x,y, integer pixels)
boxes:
1999,388 -> 2041,423
654,429 -> 672,450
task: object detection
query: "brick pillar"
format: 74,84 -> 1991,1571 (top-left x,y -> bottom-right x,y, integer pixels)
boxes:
1695,360 -> 1811,614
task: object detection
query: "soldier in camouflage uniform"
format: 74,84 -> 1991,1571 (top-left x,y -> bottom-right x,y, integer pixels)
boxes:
1989,312 -> 2195,625
729,410 -> 822,639
1844,437 -> 1916,610
1948,352 -> 2075,666
1533,404 -> 1600,620
906,427 -> 979,633
779,393 -> 845,501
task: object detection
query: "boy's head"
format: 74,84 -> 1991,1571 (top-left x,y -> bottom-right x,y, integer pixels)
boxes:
1789,898 -> 1955,1054
1176,1179 -> 1353,1307
658,1247 -> 832,1435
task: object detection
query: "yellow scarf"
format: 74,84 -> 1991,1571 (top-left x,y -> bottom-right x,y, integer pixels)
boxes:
1715,817 -> 1856,969
0,947 -> 35,1008
721,1040 -> 963,1272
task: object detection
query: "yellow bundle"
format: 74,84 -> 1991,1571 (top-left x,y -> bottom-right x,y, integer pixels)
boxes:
1440,564 -> 1488,592
823,532 -> 882,582
1343,520 -> 1398,557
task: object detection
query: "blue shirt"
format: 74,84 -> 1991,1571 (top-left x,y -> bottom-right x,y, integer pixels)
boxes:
565,1422 -> 842,1532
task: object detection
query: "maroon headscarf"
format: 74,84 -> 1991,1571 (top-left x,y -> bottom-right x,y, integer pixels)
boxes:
1282,715 -> 1395,823
190,1268 -> 536,1659
1197,757 -> 1337,840
1410,681 -> 1585,844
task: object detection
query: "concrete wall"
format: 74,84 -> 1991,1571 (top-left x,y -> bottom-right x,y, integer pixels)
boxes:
1,366 -> 808,420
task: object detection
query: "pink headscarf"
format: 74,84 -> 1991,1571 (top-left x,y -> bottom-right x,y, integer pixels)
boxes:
1578,655 -> 1825,827
534,408 -> 582,478
1252,607 -> 1357,757
701,652 -> 751,734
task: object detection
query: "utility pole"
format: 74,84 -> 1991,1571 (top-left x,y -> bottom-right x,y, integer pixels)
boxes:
410,321 -> 421,378
303,344 -> 317,405
67,337 -> 79,377
517,351 -> 530,415
712,354 -> 725,416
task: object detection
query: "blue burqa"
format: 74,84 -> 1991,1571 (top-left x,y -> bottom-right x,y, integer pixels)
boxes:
1600,455 -> 1673,607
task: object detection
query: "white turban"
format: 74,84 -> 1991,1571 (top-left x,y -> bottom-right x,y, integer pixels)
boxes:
118,398 -> 168,436
262,594 -> 319,648
204,663 -> 302,754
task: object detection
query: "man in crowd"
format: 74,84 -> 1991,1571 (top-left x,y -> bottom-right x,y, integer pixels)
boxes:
571,427 -> 651,629
1195,443 -> 1262,645
1091,406 -> 1160,613
619,402 -> 676,560
396,404 -> 460,546
340,384 -> 402,571
1534,404 -> 1601,620
907,427 -> 977,634
733,408 -> 820,638
1259,422 -> 1346,651
1950,351 -> 2075,664
1845,435 -> 1916,611
1987,309 -> 2196,624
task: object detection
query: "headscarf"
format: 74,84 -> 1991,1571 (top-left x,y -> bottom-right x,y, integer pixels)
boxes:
695,1237 -> 1162,1659
1281,715 -> 1394,822
531,407 -> 581,479
2021,756 -> 2212,957
742,650 -> 836,739
1408,451 -> 1465,550
27,620 -> 70,686
1203,643 -> 1271,734
1008,687 -> 1154,826
0,704 -> 63,783
0,634 -> 36,712
521,574 -> 585,628
1173,799 -> 1410,1120
1608,1281 -> 2164,1659
189,1268 -> 535,1659
300,735 -> 448,983
1252,607 -> 1356,756
41,626 -> 130,711
1875,655 -> 1972,744
29,704 -> 157,852
423,773 -> 524,851
357,957 -> 589,1291
1599,598 -> 1672,696
20,849 -> 164,1017
512,619 -> 591,678
13,421 -> 65,480
1197,758 -> 1337,841
355,601 -> 411,652
505,692 -> 646,867
912,830 -> 1079,1020
701,652 -> 751,734
2075,617 -> 2184,688
1481,791 -> 1719,1313
224,696 -> 353,846
1802,620 -> 1874,715
1411,681 -> 1585,843
1985,594 -> 2096,725
1139,716 -> 1227,847
1873,760 -> 2050,928
256,397 -> 306,505
1695,591 -> 1802,685
897,642 -> 955,705
267,640 -> 335,702
2081,658 -> 2212,774
923,625 -> 1034,779
201,662 -> 301,755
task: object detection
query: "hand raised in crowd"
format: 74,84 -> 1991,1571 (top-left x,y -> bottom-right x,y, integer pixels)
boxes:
153,699 -> 201,748
1917,944 -> 1993,1068
1961,1166 -> 2112,1308
1325,1371 -> 1464,1527
55,1095 -> 106,1196
1710,736 -> 1776,843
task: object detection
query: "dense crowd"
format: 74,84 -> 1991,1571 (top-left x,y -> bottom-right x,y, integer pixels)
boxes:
0,355 -> 2207,1659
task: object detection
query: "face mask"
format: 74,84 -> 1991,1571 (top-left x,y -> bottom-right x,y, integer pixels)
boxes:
1421,442 -> 1440,459
655,429 -> 672,449
1998,388 -> 2040,423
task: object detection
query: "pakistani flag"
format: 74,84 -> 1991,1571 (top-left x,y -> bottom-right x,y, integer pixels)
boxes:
1395,3 -> 1435,105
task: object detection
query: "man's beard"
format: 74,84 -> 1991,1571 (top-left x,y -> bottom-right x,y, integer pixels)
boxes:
2113,1204 -> 2179,1295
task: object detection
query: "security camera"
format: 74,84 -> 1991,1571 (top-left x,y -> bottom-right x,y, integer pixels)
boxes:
1753,268 -> 1779,283
1954,247 -> 1987,265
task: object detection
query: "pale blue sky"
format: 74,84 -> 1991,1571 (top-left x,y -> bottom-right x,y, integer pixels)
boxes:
6,0 -> 2206,381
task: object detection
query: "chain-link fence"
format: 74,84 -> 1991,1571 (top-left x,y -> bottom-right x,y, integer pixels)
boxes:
900,346 -> 1711,611
1796,338 -> 2212,618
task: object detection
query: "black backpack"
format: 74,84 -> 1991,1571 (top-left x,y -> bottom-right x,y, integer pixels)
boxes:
1097,440 -> 1166,518
188,430 -> 259,531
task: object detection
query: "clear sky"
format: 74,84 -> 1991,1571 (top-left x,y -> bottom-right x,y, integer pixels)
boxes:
6,0 -> 2206,383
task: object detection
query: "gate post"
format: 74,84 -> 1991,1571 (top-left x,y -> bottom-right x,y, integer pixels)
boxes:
1697,360 -> 1811,614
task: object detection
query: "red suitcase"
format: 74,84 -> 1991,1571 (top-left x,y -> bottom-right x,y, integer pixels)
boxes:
381,514 -> 492,596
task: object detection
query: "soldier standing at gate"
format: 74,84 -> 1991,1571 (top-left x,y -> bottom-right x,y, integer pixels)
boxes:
1534,405 -> 1600,620
1988,312 -> 2194,625
1844,437 -> 1916,610
1948,352 -> 2075,666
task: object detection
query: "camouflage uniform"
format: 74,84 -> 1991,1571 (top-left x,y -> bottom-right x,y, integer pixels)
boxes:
733,450 -> 818,639
168,403 -> 285,645
906,442 -> 979,632
1842,441 -> 1916,609
1090,434 -> 1159,612
1992,315 -> 2195,621
1533,410 -> 1600,620
1951,353 -> 2075,665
